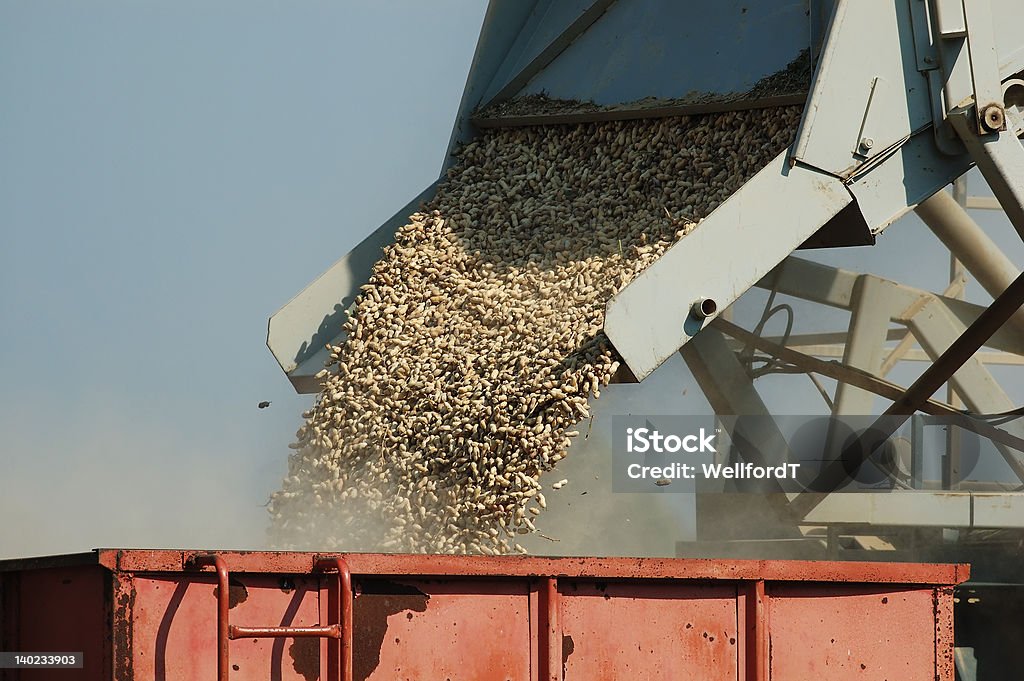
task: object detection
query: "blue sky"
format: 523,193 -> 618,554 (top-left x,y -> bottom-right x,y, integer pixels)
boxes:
0,1 -> 488,557
3,1 -> 1023,559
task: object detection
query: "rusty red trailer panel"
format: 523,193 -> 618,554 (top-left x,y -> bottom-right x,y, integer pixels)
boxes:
0,550 -> 967,680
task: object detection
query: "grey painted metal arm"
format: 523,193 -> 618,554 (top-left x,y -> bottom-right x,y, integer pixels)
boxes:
950,113 -> 1024,237
604,154 -> 853,381
679,326 -> 791,501
605,0 -> 1024,382
267,183 -> 438,393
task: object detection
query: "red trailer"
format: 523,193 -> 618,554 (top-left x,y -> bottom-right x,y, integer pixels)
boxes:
0,549 -> 966,680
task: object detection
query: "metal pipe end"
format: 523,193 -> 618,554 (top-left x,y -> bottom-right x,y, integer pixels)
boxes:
692,297 -> 717,319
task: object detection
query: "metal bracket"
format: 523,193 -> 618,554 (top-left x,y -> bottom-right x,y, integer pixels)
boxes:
928,0 -> 1007,140
949,109 -> 1024,236
960,0 -> 1006,133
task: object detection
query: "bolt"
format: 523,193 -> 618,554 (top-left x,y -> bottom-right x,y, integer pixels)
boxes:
860,137 -> 875,151
982,104 -> 1005,132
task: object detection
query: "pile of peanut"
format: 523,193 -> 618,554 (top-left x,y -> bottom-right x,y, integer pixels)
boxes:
268,106 -> 801,553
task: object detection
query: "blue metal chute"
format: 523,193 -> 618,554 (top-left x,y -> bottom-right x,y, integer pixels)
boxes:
268,0 -> 827,392
268,0 -> 1024,392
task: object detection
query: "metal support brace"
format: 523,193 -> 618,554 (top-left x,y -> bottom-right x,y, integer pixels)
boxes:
790,268 -> 1024,518
713,318 -> 1024,462
879,278 -> 965,377
833,275 -> 893,413
679,327 -> 792,488
910,302 -> 1017,415
916,190 -> 1024,335
822,275 -> 892,465
758,256 -> 1024,356
908,300 -> 1024,484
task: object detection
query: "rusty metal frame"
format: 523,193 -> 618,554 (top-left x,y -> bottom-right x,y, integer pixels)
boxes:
0,549 -> 967,586
0,549 -> 968,681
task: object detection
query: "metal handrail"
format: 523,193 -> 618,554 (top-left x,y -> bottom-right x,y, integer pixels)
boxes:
187,554 -> 353,681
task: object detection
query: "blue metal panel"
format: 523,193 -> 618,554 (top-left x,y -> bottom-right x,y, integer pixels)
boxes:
478,0 -> 608,105
517,0 -> 812,105
270,0 -> 1024,393
442,0 -> 540,158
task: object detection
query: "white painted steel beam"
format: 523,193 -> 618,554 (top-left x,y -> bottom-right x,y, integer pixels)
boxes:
972,493 -> 1024,528
802,491 -> 1024,528
832,276 -> 892,414
803,492 -> 971,526
916,190 -> 1024,335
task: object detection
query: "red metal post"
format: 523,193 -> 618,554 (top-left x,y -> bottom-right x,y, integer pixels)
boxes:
315,557 -> 353,681
934,586 -> 957,681
745,580 -> 768,681
188,554 -> 230,681
538,577 -> 560,681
